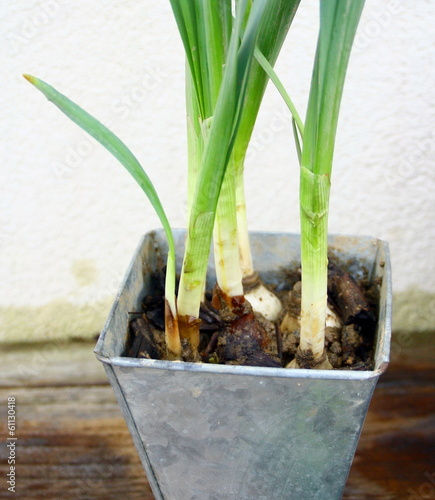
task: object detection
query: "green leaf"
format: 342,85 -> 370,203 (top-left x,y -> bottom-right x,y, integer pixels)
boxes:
302,0 -> 365,175
177,0 -> 270,318
292,117 -> 302,165
190,0 -> 269,216
233,0 -> 301,166
168,1 -> 205,117
254,46 -> 304,139
23,74 -> 176,300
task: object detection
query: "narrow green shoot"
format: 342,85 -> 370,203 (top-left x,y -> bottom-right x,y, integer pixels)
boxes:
232,0 -> 300,321
254,47 -> 304,138
172,0 -> 270,349
298,0 -> 365,367
181,1 -> 300,324
181,1 -> 241,304
23,74 -> 181,357
254,45 -> 304,163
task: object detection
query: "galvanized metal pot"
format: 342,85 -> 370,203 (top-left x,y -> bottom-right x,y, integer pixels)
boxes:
95,230 -> 391,500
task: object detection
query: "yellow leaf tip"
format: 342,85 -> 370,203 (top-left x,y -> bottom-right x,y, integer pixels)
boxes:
23,74 -> 36,84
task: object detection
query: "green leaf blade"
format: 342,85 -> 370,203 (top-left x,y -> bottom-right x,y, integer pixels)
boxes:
302,0 -> 365,176
177,0 -> 270,319
23,74 -> 176,300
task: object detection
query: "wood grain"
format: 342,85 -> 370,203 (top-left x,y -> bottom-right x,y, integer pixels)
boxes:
0,334 -> 433,499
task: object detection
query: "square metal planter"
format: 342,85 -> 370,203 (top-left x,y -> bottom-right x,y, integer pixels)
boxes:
95,229 -> 391,500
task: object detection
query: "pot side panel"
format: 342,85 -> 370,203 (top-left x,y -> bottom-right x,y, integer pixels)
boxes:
114,365 -> 376,500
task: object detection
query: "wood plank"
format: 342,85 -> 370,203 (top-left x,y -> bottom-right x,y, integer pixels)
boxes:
344,362 -> 435,499
343,333 -> 435,498
0,341 -> 107,388
0,333 -> 433,499
0,386 -> 152,499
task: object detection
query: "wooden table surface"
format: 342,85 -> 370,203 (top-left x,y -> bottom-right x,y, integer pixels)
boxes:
0,332 -> 434,499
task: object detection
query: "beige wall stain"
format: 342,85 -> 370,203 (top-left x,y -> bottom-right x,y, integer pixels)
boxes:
0,289 -> 434,344
393,289 -> 435,334
0,298 -> 113,343
70,259 -> 98,287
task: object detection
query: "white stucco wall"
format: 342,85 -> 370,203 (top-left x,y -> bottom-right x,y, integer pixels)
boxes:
1,0 -> 435,341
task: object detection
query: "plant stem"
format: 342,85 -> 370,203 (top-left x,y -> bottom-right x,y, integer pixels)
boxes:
235,160 -> 255,277
186,64 -> 204,219
176,0 -> 270,350
298,0 -> 365,366
213,158 -> 244,297
299,167 -> 330,360
233,0 -> 300,284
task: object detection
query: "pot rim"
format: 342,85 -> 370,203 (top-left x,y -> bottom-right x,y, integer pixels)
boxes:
95,351 -> 388,380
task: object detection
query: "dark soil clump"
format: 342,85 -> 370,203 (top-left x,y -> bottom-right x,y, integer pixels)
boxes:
125,262 -> 378,370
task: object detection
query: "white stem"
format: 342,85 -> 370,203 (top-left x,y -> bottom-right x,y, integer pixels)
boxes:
300,295 -> 328,359
213,166 -> 243,297
235,165 -> 255,277
235,164 -> 282,319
